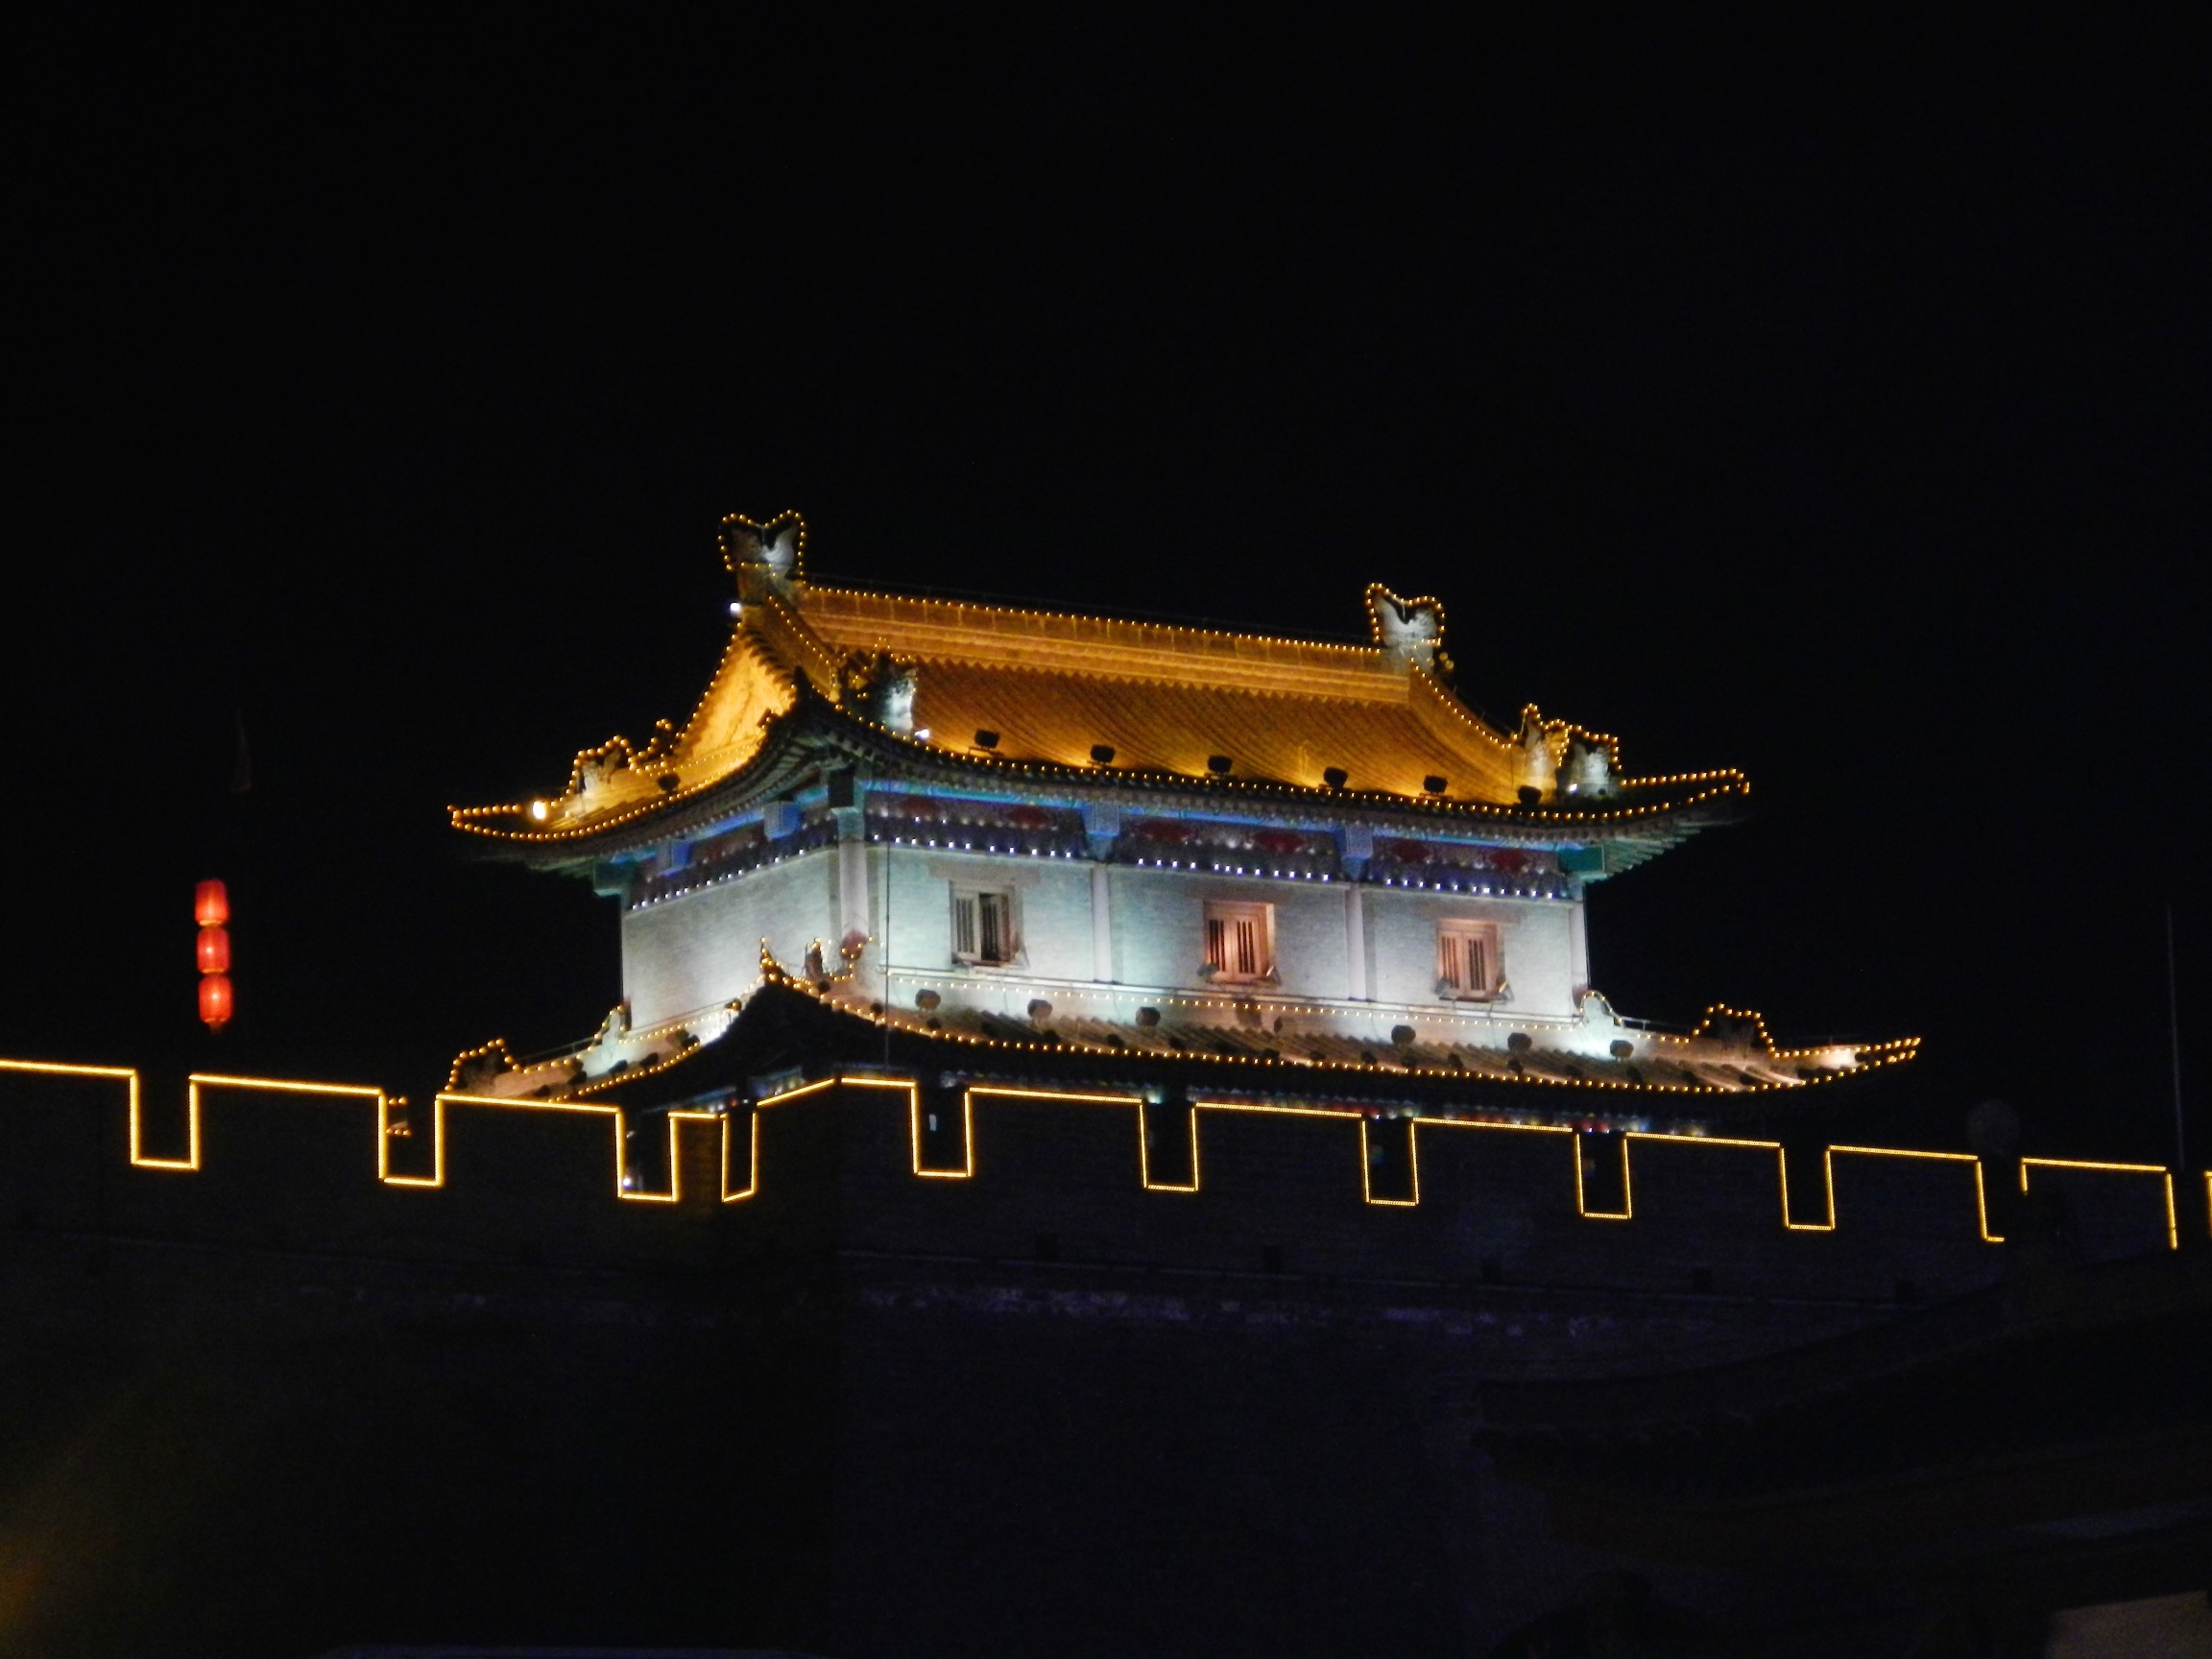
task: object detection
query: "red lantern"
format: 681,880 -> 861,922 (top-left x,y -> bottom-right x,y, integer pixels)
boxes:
195,879 -> 233,1029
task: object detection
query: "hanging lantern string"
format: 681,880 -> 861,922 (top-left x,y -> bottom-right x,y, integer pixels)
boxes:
195,879 -> 231,1032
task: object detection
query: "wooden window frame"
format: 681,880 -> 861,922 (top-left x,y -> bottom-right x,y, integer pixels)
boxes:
1436,919 -> 1503,1001
950,885 -> 1021,967
1203,899 -> 1276,984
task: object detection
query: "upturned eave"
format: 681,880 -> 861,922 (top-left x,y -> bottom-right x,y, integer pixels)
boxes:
455,679 -> 1751,874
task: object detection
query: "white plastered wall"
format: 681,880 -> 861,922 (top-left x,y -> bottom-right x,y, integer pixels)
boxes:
621,846 -> 1584,1024
620,852 -> 838,1026
1360,887 -> 1576,1017
874,849 -> 1097,989
1106,868 -> 1358,998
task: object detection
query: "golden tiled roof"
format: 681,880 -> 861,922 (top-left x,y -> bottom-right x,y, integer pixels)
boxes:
797,585 -> 1529,796
452,523 -> 1745,845
875,658 -> 1521,798
802,585 -> 1399,699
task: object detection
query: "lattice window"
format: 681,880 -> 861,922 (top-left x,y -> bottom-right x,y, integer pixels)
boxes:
951,888 -> 1018,965
1436,920 -> 1501,999
1204,900 -> 1273,982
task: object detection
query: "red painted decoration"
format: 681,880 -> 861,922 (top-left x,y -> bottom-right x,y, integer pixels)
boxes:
198,974 -> 233,1028
194,878 -> 229,927
196,926 -> 230,974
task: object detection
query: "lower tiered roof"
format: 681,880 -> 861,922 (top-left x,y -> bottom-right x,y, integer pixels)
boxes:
445,949 -> 1919,1128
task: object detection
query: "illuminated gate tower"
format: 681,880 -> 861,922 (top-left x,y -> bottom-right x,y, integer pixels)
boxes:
447,513 -> 1914,1134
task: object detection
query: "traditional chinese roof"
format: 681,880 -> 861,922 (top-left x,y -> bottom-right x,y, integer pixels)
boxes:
446,951 -> 1918,1118
450,513 -> 1749,854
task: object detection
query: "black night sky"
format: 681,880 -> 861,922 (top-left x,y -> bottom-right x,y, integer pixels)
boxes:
12,17 -> 2207,1166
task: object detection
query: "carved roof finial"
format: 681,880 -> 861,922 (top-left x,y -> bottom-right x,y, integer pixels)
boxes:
1364,584 -> 1445,674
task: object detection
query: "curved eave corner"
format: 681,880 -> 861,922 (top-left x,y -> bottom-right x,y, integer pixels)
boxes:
450,706 -> 1751,871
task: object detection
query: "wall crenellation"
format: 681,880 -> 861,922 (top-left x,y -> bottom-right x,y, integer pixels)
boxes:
1,1059 -> 2189,1299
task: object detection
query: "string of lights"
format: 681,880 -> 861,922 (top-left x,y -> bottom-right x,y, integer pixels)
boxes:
6,1057 -> 2193,1244
758,949 -> 1919,1097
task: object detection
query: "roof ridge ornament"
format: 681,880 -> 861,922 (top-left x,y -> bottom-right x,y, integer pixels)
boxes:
1517,707 -> 1559,801
720,509 -> 806,601
1515,706 -> 1624,803
1561,734 -> 1619,800
1364,584 -> 1446,675
840,646 -> 920,733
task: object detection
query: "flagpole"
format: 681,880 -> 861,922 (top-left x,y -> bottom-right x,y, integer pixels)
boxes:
2168,905 -> 2186,1175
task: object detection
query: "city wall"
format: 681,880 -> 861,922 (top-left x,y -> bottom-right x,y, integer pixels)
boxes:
0,1054 -> 2199,1657
0,1057 -> 2188,1300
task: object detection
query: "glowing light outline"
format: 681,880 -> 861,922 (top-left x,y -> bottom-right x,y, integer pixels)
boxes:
0,1058 -> 173,1166
1164,1106 -> 2011,1237
1191,1097 -> 1428,1208
965,1083 -> 1153,1190
2020,1155 -> 2178,1251
1820,1144 -> 2000,1242
1140,1096 -> 1201,1193
884,1074 -> 967,1179
2,1059 -> 2170,1250
764,949 -> 1919,1097
188,1072 -> 396,1184
385,1094 -> 445,1187
1572,1129 -> 1635,1221
1361,1116 -> 1424,1209
411,1091 -> 756,1203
